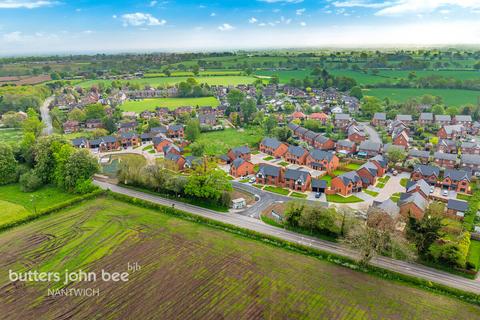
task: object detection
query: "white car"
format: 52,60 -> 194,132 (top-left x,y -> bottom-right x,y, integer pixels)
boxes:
442,189 -> 449,196
249,177 -> 256,183
429,186 -> 434,194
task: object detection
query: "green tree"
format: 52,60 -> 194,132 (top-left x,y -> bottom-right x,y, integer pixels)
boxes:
240,98 -> 257,124
0,143 -> 18,185
387,148 -> 406,164
406,215 -> 442,257
1,112 -> 23,128
185,119 -> 201,142
445,106 -> 458,117
33,135 -> 69,184
227,89 -> 245,108
184,165 -> 232,203
349,86 -> 363,100
68,108 -> 86,122
22,108 -> 45,137
192,64 -> 200,76
263,115 -> 277,134
361,96 -> 383,118
431,104 -> 445,115
85,104 -> 106,120
62,149 -> 99,192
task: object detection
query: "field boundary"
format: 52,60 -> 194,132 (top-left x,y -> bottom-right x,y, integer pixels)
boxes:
0,189 -> 105,234
107,191 -> 480,306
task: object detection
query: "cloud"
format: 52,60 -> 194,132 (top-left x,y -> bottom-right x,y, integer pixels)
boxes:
149,0 -> 157,6
249,17 -> 258,23
210,12 -> 216,16
296,8 -> 305,15
0,0 -> 57,9
258,0 -> 303,3
300,21 -> 306,26
121,12 -> 166,27
218,23 -> 234,31
3,31 -> 23,41
374,0 -> 480,16
332,1 -> 392,9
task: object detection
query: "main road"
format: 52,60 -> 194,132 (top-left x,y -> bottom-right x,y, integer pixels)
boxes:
94,180 -> 480,295
40,95 -> 54,135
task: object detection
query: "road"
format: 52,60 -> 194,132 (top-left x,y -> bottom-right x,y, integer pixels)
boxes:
94,180 -> 480,295
360,122 -> 381,143
40,96 -> 54,135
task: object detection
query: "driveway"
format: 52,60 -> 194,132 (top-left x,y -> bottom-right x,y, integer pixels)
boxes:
40,96 -> 54,135
360,122 -> 381,143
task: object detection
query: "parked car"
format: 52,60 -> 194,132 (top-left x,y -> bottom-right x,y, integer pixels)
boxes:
430,186 -> 434,194
442,189 -> 449,196
249,177 -> 256,183
315,192 -> 321,199
392,170 -> 398,176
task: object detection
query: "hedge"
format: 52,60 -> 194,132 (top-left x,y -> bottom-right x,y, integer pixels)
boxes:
108,191 -> 480,306
0,189 -> 105,234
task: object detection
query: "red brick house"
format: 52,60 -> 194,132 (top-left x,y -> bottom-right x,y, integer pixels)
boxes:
441,169 -> 471,194
347,125 -> 366,144
306,150 -> 339,173
437,125 -> 466,140
283,168 -> 311,192
230,158 -> 254,178
398,192 -> 428,220
313,135 -> 336,150
369,155 -> 388,177
393,130 -> 410,148
89,136 -> 118,152
165,153 -> 186,171
372,113 -> 387,127
418,113 -> 433,125
291,111 -> 306,121
357,162 -> 378,187
437,139 -> 457,154
309,112 -> 328,124
259,137 -> 288,158
303,130 -> 320,146
63,120 -> 79,134
461,142 -> 480,155
284,145 -> 308,165
119,132 -> 141,148
85,119 -> 104,130
167,124 -> 185,139
446,199 -> 469,219
336,139 -> 357,155
153,136 -> 172,153
333,113 -> 351,128
433,152 -> 457,169
256,164 -> 284,186
331,171 -> 363,196
411,165 -> 440,185
405,179 -> 430,199
227,145 -> 251,162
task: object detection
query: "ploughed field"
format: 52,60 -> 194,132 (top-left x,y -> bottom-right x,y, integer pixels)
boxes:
0,197 -> 479,319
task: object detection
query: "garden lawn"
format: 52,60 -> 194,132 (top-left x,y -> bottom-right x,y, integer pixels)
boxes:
197,128 -> 263,155
279,161 -> 289,167
376,182 -> 386,189
400,178 -> 409,187
0,128 -> 23,145
263,156 -> 274,161
319,175 -> 332,187
467,240 -> 480,271
264,186 -> 290,196
457,193 -> 473,201
290,192 -> 308,199
0,196 -> 478,319
363,190 -> 379,197
119,97 -> 219,112
332,170 -> 348,176
390,193 -> 401,203
326,194 -> 363,203
345,163 -> 361,170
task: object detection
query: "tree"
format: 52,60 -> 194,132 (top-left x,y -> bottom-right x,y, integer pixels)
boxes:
344,225 -> 390,265
184,165 -> 232,203
227,89 -> 245,108
387,148 -> 406,164
284,201 -> 306,228
53,144 -> 75,189
445,106 -> 458,117
406,215 -> 442,257
474,61 -> 480,70
84,104 -> 105,120
185,119 -> 201,142
22,108 -> 45,137
361,96 -> 383,118
1,112 -> 23,128
349,86 -> 363,100
192,64 -> 200,76
19,170 -> 42,192
0,143 -> 18,185
431,104 -> 445,115
62,149 -> 99,192
263,115 -> 277,134
269,75 -> 279,85
273,126 -> 291,142
33,135 -> 70,184
190,141 -> 207,156
240,98 -> 257,124
68,108 -> 86,122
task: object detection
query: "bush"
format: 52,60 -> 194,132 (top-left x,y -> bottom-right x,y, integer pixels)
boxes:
19,170 -> 43,192
74,179 -> 99,194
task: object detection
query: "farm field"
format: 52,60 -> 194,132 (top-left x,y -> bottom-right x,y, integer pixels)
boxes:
197,127 -> 263,155
0,128 -> 23,144
363,88 -> 480,106
0,184 -> 80,228
77,75 -> 257,88
145,70 -> 243,77
0,196 -> 479,319
119,97 -> 220,112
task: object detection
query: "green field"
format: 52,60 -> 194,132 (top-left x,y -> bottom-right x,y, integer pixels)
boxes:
197,127 -> 263,155
264,185 -> 290,195
119,97 -> 220,112
77,75 -> 257,88
0,184 -> 80,228
0,196 -> 478,318
326,194 -> 363,203
0,128 -> 23,145
363,88 -> 480,106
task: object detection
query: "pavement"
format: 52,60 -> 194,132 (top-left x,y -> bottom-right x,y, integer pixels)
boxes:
94,180 -> 480,294
40,96 -> 54,136
360,122 -> 381,143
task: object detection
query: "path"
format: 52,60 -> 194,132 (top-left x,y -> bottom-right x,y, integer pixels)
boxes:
40,96 -> 54,135
93,180 -> 480,294
360,122 -> 381,143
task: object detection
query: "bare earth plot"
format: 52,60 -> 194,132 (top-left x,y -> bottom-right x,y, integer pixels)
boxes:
0,197 -> 479,319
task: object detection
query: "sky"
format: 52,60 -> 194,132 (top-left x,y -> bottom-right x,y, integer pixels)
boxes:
0,0 -> 480,55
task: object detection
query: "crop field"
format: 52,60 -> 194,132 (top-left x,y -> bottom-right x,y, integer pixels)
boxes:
0,196 -> 478,319
145,70 -> 243,77
197,127 -> 263,155
363,88 -> 480,106
77,75 -> 257,88
119,97 -> 219,112
0,184 -> 80,228
0,128 -> 23,145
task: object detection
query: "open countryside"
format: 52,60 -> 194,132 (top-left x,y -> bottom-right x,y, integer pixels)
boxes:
0,196 -> 478,319
119,97 -> 220,112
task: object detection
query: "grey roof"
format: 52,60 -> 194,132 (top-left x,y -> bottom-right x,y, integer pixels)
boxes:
185,156 -> 202,167
287,123 -> 300,131
314,134 -> 331,144
232,145 -> 250,156
261,137 -> 282,149
304,130 -> 320,140
398,192 -> 428,211
232,158 -> 247,169
447,199 -> 469,212
461,141 -> 479,149
120,132 -> 138,139
119,121 -> 137,128
294,127 -> 308,135
311,178 -> 327,189
442,124 -> 464,135
72,137 -> 88,146
373,112 -> 386,120
151,126 -> 167,134
435,114 -> 451,122
140,132 -> 152,139
438,139 -> 457,148
444,169 -> 471,182
359,162 -> 378,176
284,168 -> 311,183
337,139 -> 355,148
165,152 -> 182,162
257,163 -> 281,177
152,136 -> 169,145
169,124 -> 184,132
396,114 -> 412,121
461,154 -> 480,165
406,179 -> 430,196
419,113 -> 433,121
433,152 -> 457,161
372,199 -> 400,217
287,145 -> 307,157
337,171 -> 362,185
413,164 -> 440,177
335,113 -> 351,120
455,115 -> 472,122
348,125 -> 366,137
359,140 -> 382,152
384,143 -> 406,152
309,149 -> 335,162
163,144 -> 182,154
408,149 -> 430,158
371,154 -> 388,168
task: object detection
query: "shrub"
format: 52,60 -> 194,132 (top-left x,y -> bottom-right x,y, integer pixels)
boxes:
19,170 -> 43,192
74,179 -> 99,194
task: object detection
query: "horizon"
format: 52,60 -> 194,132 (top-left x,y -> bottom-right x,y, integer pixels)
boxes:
1,0 -> 480,55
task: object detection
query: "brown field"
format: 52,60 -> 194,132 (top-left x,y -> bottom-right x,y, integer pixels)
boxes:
0,197 -> 479,319
0,74 -> 51,85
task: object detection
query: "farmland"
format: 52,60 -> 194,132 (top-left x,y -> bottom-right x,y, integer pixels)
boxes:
0,128 -> 23,145
76,75 -> 257,88
119,97 -> 220,112
196,127 -> 263,155
363,88 -> 480,106
0,196 -> 478,319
